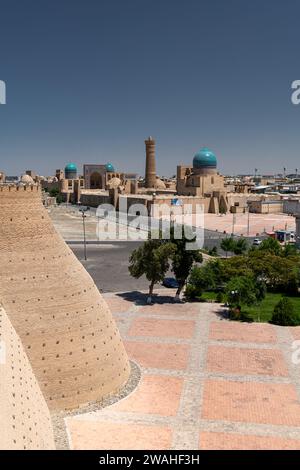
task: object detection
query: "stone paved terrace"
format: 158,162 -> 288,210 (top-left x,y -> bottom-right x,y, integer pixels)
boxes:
166,212 -> 295,237
64,291 -> 300,450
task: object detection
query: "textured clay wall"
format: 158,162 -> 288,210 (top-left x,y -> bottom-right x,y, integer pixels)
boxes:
0,305 -> 55,450
0,185 -> 130,410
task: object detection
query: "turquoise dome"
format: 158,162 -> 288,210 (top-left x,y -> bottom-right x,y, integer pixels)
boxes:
105,162 -> 115,172
65,163 -> 77,172
193,148 -> 217,169
65,162 -> 77,179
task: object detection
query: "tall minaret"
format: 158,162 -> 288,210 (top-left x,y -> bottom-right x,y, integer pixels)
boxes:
145,136 -> 156,188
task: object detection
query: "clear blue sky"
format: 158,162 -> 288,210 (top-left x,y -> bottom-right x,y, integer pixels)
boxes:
0,0 -> 299,177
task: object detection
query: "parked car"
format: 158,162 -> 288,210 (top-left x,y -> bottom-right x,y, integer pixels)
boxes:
253,238 -> 262,246
162,277 -> 179,288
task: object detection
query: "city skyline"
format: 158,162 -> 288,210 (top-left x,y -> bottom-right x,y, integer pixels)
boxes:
0,0 -> 300,176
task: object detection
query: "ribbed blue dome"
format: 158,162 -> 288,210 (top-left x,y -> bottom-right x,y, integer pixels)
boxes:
105,162 -> 115,172
65,163 -> 77,172
193,148 -> 217,169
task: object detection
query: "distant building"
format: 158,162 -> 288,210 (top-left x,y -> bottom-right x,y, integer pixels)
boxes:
176,148 -> 228,213
65,162 -> 78,179
4,175 -> 19,183
248,199 -> 284,214
84,163 -> 117,189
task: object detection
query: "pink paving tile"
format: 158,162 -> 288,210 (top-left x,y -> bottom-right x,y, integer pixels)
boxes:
139,303 -> 199,316
67,420 -> 172,450
202,380 -> 300,426
110,375 -> 183,416
105,297 -> 132,314
290,327 -> 300,340
124,341 -> 189,370
200,432 -> 300,450
206,345 -> 288,377
209,321 -> 277,344
128,317 -> 195,339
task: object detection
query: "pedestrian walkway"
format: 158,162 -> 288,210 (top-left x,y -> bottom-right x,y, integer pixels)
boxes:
65,291 -> 300,450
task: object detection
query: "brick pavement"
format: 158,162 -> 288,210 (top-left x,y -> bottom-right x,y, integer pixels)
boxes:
65,291 -> 300,450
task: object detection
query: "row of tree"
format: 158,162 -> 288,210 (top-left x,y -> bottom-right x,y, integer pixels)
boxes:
185,237 -> 300,324
220,235 -> 299,259
129,228 -> 202,303
129,233 -> 300,310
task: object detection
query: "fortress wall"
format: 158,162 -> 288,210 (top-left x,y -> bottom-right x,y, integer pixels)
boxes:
0,305 -> 55,450
0,185 -> 130,410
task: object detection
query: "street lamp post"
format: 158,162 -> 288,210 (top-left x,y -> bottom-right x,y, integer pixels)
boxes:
79,206 -> 90,261
232,212 -> 236,236
247,205 -> 250,236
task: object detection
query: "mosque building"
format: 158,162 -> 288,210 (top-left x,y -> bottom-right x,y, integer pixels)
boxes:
176,147 -> 229,213
64,162 -> 78,179
18,138 -> 264,215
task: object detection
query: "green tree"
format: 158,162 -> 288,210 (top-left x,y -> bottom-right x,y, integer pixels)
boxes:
170,228 -> 203,299
129,239 -> 175,303
222,255 -> 253,279
208,246 -> 218,256
255,278 -> 267,301
221,237 -> 235,258
282,243 -> 299,258
225,275 -> 258,308
248,251 -> 300,294
49,187 -> 59,198
271,298 -> 300,326
48,187 -> 64,204
186,259 -> 225,298
258,237 -> 281,256
232,238 -> 248,255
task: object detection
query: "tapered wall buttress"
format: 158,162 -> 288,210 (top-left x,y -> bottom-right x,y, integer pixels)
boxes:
0,305 -> 55,449
0,185 -> 131,410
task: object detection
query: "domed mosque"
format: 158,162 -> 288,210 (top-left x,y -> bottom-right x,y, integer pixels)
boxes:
176,146 -> 228,213
65,163 -> 77,179
82,160 -> 138,194
105,162 -> 115,172
193,147 -> 217,173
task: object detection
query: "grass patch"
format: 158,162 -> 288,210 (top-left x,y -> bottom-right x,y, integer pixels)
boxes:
242,293 -> 300,323
201,291 -> 300,323
201,291 -> 218,301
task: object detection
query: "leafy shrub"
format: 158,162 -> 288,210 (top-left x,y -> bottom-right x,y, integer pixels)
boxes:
255,279 -> 267,301
184,284 -> 201,301
225,275 -> 258,307
208,246 -> 218,256
216,292 -> 224,303
229,306 -> 253,322
271,298 -> 300,326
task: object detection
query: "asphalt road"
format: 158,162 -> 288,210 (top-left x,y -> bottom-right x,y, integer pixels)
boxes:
70,232 -> 263,293
61,205 -> 264,293
70,242 -> 149,293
